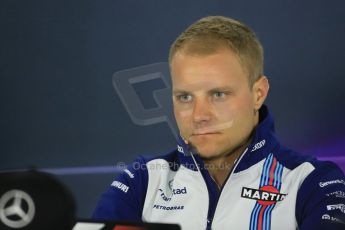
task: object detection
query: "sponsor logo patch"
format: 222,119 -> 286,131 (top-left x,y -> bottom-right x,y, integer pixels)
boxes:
251,140 -> 266,152
158,179 -> 187,202
177,145 -> 184,154
322,214 -> 345,224
158,187 -> 187,202
327,204 -> 345,214
242,186 -> 287,205
111,181 -> 129,193
124,169 -> 134,178
319,179 -> 345,188
153,204 -> 184,210
326,191 -> 345,198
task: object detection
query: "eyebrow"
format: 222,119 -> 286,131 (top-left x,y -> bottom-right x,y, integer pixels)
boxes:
208,87 -> 233,92
172,90 -> 189,95
173,87 -> 233,95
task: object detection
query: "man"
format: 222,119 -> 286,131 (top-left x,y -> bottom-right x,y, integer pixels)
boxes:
93,16 -> 345,229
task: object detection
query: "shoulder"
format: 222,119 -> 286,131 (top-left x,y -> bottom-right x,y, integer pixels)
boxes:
135,149 -> 181,172
278,149 -> 345,227
296,161 -> 345,228
272,147 -> 345,227
274,146 -> 343,176
273,147 -> 344,191
92,149 -> 180,221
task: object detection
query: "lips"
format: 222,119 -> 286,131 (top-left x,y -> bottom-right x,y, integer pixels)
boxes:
191,126 -> 222,136
192,132 -> 220,135
191,132 -> 221,138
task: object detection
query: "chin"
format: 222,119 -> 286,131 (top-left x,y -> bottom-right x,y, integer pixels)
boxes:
194,146 -> 221,159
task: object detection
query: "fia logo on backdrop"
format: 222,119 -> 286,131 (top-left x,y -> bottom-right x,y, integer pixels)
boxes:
112,62 -> 178,139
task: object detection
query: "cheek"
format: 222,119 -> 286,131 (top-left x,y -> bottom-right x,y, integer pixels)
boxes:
174,107 -> 193,131
213,96 -> 254,127
231,98 -> 256,132
212,104 -> 236,129
214,103 -> 235,120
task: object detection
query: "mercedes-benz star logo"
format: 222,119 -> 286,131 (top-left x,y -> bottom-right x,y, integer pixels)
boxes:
0,190 -> 35,228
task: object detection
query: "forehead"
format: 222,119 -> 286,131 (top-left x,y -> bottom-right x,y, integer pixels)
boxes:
178,38 -> 231,56
170,49 -> 249,90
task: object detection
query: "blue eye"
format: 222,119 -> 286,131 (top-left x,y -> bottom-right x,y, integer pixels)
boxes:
178,94 -> 193,102
213,92 -> 226,98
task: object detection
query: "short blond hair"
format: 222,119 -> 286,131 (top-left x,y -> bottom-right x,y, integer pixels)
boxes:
169,16 -> 264,86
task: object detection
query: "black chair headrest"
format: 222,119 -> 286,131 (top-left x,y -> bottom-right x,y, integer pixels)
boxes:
0,170 -> 76,230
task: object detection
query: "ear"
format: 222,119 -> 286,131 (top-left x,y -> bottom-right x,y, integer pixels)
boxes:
252,76 -> 269,110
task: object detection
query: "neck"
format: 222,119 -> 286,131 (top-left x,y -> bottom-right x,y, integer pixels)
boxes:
203,139 -> 250,189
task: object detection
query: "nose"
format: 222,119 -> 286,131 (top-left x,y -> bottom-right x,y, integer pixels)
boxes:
192,97 -> 212,125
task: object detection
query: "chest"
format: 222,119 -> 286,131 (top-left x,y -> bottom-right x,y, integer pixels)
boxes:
142,160 -> 305,230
